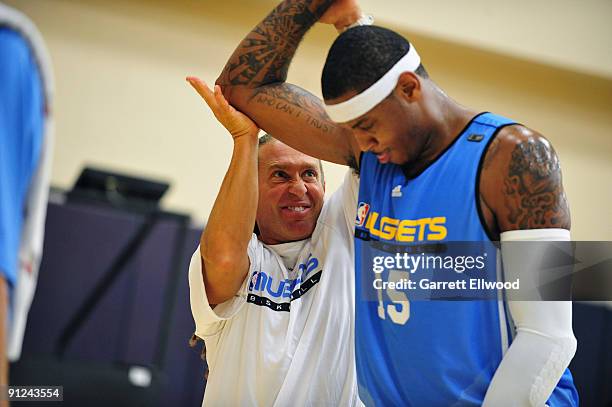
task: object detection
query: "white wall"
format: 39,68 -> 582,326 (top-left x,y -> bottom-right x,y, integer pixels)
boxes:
5,0 -> 612,240
360,0 -> 612,79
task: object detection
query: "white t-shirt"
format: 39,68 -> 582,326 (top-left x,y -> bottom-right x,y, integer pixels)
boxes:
189,171 -> 360,406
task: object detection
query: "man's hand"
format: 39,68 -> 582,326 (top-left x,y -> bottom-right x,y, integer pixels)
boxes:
186,77 -> 258,306
319,0 -> 362,31
187,76 -> 259,140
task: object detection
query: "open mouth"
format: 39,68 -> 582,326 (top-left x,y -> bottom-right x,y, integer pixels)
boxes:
280,204 -> 313,216
285,206 -> 308,212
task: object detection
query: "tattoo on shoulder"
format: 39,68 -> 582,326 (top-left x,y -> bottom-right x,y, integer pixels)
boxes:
252,84 -> 334,134
225,0 -> 332,87
503,137 -> 570,229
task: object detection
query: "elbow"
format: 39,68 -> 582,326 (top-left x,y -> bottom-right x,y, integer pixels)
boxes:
200,236 -> 237,266
200,233 -> 249,270
202,259 -> 245,306
511,330 -> 578,407
205,287 -> 234,306
214,75 -> 229,93
564,333 -> 578,362
215,75 -> 237,102
199,250 -> 248,305
214,76 -> 252,108
201,250 -> 241,274
214,71 -> 228,88
533,333 -> 577,406
521,328 -> 577,368
547,333 -> 577,371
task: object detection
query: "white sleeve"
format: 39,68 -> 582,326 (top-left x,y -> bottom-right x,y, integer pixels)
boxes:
188,234 -> 258,338
483,229 -> 577,407
321,170 -> 359,237
341,170 -> 359,234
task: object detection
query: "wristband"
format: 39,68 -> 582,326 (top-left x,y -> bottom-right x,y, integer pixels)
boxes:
338,13 -> 374,33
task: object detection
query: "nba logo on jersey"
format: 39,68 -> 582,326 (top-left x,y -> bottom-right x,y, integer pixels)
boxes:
249,271 -> 260,290
392,184 -> 403,197
356,202 -> 370,226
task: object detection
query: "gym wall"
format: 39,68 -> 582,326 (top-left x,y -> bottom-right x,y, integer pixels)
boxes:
5,0 -> 612,241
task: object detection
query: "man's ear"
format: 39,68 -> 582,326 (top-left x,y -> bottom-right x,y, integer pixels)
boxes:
396,71 -> 421,101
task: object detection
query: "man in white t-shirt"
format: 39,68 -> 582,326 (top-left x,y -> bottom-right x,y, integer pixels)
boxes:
186,78 -> 360,406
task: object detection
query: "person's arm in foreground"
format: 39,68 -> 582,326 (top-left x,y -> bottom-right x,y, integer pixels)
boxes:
482,127 -> 577,406
189,79 -> 260,305
212,0 -> 361,167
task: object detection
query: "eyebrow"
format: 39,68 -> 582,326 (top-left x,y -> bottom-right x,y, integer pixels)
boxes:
267,163 -> 318,171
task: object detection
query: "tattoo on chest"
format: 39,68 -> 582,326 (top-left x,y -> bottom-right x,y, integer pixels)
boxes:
503,139 -> 570,229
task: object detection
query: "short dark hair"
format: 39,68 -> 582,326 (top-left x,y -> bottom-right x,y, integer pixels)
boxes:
321,25 -> 428,101
258,133 -> 276,147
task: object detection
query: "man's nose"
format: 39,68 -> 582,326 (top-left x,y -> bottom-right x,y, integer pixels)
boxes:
287,178 -> 307,197
354,130 -> 378,152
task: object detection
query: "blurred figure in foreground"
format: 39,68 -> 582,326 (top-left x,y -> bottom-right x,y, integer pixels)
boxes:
0,3 -> 54,400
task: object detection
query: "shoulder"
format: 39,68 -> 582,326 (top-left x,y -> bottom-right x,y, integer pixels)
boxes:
317,170 -> 359,233
483,125 -> 554,170
480,124 -> 570,232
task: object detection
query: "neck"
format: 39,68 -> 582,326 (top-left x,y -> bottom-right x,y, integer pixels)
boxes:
402,88 -> 477,178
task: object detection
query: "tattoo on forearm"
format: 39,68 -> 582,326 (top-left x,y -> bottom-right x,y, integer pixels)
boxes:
222,0 -> 333,87
503,138 -> 570,229
252,84 -> 333,133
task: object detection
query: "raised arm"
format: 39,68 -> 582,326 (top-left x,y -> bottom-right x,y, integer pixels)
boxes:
215,0 -> 361,167
188,78 -> 259,305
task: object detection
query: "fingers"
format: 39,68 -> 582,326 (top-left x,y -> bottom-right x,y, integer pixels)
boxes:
214,85 -> 231,112
186,76 -> 219,111
187,77 -> 237,119
186,76 -> 259,138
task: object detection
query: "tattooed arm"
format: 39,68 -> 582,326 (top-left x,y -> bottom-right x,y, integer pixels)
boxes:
215,0 -> 361,167
479,127 -> 576,407
479,125 -> 571,239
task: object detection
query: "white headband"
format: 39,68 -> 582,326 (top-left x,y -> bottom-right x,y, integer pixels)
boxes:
324,45 -> 421,123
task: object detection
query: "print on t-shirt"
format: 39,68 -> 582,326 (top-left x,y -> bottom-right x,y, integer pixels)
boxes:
247,253 -> 322,312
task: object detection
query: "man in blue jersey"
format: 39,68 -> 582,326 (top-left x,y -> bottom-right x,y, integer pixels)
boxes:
1,4 -> 53,400
213,0 -> 578,405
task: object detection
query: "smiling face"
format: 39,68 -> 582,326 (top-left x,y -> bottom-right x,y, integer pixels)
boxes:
256,140 -> 325,245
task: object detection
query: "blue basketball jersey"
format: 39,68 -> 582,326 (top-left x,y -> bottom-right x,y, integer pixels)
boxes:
354,112 -> 578,406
